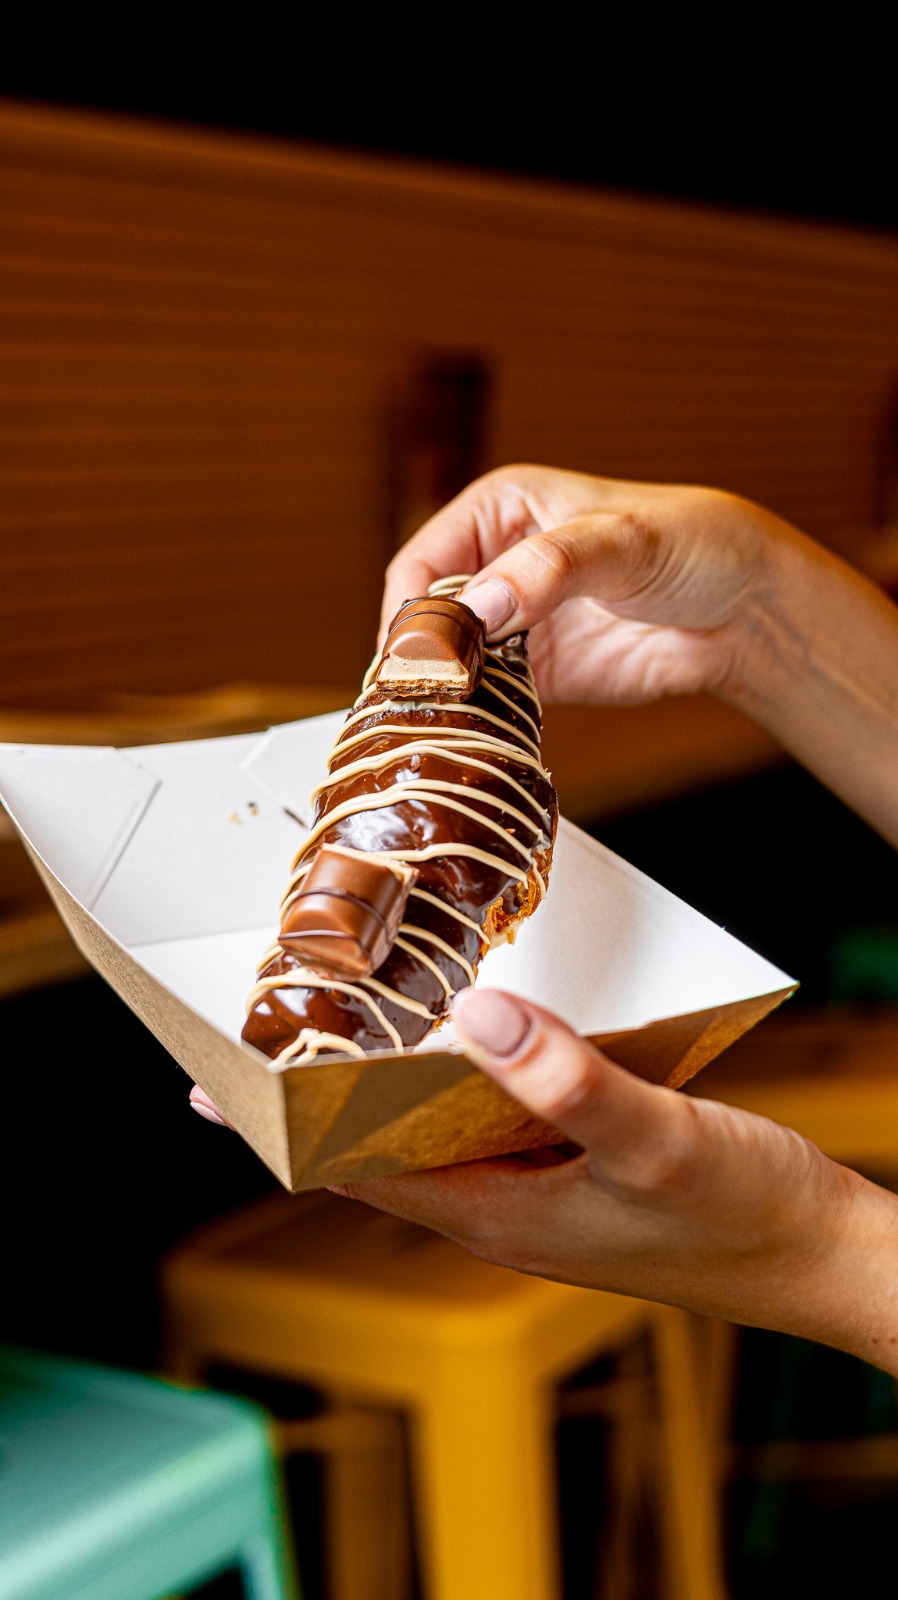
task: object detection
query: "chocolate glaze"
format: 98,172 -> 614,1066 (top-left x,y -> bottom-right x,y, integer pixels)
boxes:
242,590 -> 557,1067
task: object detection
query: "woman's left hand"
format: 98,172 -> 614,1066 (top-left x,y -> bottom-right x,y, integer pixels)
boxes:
327,987 -> 898,1373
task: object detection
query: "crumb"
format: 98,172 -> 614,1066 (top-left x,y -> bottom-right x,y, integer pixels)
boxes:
227,811 -> 242,825
247,800 -> 260,815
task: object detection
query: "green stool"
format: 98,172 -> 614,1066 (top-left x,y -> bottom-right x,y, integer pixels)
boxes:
0,1344 -> 300,1600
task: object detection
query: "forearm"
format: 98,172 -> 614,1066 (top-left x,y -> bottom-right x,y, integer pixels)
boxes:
726,524 -> 898,849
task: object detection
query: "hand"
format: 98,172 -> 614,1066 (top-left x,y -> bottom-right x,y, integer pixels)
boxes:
381,463 -> 898,848
331,987 -> 898,1375
380,464 -> 788,705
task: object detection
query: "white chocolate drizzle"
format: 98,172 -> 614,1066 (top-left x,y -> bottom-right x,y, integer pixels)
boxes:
330,724 -> 546,782
484,659 -> 542,710
294,783 -> 538,865
398,923 -> 478,984
338,697 -> 541,758
393,936 -> 455,996
480,681 -> 541,740
337,841 -> 531,880
359,976 -> 436,1020
277,1029 -> 369,1067
408,886 -> 484,935
246,970 -> 405,1050
250,576 -> 554,1067
428,573 -> 475,596
311,740 -> 550,826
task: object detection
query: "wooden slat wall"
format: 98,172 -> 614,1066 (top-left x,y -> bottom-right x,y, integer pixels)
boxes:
2,101 -> 897,708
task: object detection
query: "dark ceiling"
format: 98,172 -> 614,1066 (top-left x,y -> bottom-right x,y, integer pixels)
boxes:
2,46 -> 892,234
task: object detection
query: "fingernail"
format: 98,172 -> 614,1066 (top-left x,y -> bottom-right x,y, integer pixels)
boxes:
452,988 -> 533,1058
189,1086 -> 229,1127
460,578 -> 516,637
191,1101 -> 227,1127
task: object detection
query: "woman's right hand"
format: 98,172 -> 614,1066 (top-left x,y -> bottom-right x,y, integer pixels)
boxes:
383,463 -> 898,849
380,464 -> 794,707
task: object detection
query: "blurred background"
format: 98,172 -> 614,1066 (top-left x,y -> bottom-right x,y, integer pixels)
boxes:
2,59 -> 898,1599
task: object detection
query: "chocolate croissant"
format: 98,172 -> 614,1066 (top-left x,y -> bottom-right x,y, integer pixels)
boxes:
242,577 -> 558,1067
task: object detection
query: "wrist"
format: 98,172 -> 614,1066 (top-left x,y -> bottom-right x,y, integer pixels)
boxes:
715,520 -> 898,845
802,1167 -> 898,1376
715,516 -> 839,717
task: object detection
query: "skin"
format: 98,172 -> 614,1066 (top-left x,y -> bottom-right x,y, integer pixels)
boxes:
379,466 -> 898,846
193,464 -> 898,1374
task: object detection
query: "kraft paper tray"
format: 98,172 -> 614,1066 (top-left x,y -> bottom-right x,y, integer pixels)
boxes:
0,716 -> 795,1190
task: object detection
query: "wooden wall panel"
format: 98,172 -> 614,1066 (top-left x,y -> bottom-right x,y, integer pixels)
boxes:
1,100 -> 897,711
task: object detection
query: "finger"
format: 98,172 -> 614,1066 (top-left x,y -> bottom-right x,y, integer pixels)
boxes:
328,1154 -> 532,1237
189,1084 -> 232,1129
460,512 -> 657,640
379,542 -> 466,646
451,987 -> 686,1182
379,470 -> 544,642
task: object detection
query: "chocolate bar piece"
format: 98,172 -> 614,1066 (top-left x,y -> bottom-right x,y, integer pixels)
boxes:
376,596 -> 486,698
279,844 -> 418,980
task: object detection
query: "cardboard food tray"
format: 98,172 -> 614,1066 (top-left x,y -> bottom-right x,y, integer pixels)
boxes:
0,715 -> 796,1191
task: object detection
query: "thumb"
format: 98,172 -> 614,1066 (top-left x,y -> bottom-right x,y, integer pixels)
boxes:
452,987 -> 684,1178
459,513 -> 650,640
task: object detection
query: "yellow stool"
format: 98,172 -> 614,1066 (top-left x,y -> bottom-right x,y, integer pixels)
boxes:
159,1190 -> 725,1600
